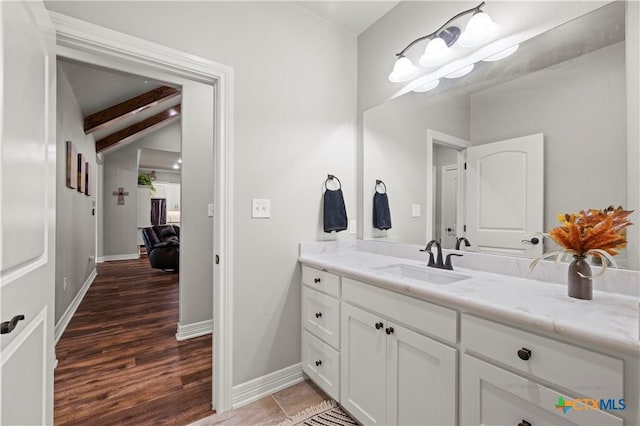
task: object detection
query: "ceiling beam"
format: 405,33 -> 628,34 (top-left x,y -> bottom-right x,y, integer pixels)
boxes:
84,86 -> 180,134
95,105 -> 181,153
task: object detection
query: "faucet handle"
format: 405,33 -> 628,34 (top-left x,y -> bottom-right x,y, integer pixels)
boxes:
444,253 -> 463,270
420,247 -> 437,267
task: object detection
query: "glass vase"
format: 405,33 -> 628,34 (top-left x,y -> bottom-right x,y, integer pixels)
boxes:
568,255 -> 592,300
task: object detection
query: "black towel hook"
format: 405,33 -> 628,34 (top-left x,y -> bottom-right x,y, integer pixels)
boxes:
324,174 -> 342,190
375,179 -> 387,194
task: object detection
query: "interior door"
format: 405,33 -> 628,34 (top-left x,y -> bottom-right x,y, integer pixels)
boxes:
440,165 -> 458,249
0,1 -> 56,424
465,134 -> 544,257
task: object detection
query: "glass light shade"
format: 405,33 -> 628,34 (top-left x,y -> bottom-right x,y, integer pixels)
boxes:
419,37 -> 454,67
413,79 -> 440,93
483,44 -> 519,62
388,56 -> 419,83
444,64 -> 474,79
458,12 -> 500,47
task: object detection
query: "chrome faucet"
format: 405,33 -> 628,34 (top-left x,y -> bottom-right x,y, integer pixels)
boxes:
420,239 -> 463,270
455,237 -> 471,250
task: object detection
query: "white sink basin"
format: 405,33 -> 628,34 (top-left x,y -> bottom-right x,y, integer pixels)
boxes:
373,263 -> 470,285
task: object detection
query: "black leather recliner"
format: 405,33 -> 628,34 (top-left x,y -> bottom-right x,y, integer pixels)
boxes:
141,225 -> 180,272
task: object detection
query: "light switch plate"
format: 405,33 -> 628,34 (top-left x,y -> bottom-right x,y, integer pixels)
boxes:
208,203 -> 214,217
412,204 -> 421,218
349,219 -> 357,234
252,198 -> 270,218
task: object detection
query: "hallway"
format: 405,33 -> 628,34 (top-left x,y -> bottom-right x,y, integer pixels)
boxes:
54,258 -> 213,425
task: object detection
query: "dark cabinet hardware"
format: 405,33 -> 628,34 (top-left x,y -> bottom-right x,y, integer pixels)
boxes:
447,227 -> 453,232
1,315 -> 25,334
314,278 -> 321,283
517,347 -> 532,361
518,420 -> 531,426
385,327 -> 394,335
315,360 -> 322,367
521,237 -> 540,245
315,312 -> 322,318
375,322 -> 384,330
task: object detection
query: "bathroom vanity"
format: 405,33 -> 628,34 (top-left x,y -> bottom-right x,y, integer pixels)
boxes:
299,241 -> 639,426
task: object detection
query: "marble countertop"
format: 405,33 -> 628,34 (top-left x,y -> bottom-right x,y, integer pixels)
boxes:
299,249 -> 640,356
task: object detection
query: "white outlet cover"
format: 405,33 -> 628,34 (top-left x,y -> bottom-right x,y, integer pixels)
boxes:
412,204 -> 421,218
252,198 -> 271,218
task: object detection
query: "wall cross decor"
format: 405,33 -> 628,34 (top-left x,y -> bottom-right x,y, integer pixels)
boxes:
113,187 -> 129,205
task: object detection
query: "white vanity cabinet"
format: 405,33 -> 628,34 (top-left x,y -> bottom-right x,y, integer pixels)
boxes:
301,266 -> 341,400
340,278 -> 457,426
460,314 -> 625,426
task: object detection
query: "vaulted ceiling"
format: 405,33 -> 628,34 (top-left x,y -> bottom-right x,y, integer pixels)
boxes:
59,58 -> 182,155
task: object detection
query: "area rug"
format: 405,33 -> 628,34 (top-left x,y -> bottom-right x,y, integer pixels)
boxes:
277,400 -> 358,426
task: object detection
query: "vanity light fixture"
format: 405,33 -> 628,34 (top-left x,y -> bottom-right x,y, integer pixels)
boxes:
444,64 -> 475,79
413,79 -> 440,93
388,1 -> 500,83
483,43 -> 519,61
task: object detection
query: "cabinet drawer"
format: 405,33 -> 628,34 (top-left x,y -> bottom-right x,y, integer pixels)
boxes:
462,314 -> 623,399
342,277 -> 457,344
302,287 -> 340,349
302,330 -> 340,401
461,354 -> 622,426
302,265 -> 340,298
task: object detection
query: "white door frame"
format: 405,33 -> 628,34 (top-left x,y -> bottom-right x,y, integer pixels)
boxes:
426,129 -> 470,243
440,163 -> 458,248
50,12 -> 234,412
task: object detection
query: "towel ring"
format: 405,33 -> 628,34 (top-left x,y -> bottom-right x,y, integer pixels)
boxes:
324,174 -> 342,190
375,179 -> 387,194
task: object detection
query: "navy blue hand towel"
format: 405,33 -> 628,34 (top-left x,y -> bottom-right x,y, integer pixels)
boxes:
324,188 -> 348,233
373,192 -> 392,230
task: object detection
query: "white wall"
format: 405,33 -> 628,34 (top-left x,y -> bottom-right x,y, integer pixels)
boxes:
55,63 -> 97,323
470,42 -> 626,234
363,92 -> 469,244
45,1 -> 358,386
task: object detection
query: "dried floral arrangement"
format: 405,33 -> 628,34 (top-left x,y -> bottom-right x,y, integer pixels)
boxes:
530,206 -> 633,277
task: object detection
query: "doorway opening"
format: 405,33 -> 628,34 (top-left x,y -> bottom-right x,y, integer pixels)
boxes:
52,9 -> 234,417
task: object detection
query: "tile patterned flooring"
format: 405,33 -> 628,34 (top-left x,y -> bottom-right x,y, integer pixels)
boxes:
191,380 -> 328,425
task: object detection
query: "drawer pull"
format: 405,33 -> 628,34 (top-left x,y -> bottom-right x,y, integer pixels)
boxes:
313,278 -> 321,283
518,420 -> 531,426
517,347 -> 532,361
315,360 -> 322,367
385,326 -> 395,335
375,322 -> 384,330
315,312 -> 322,318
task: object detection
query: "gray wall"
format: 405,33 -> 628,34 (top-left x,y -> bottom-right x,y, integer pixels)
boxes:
470,42 -> 626,234
46,1 -> 357,386
363,93 -> 469,244
55,63 -> 97,323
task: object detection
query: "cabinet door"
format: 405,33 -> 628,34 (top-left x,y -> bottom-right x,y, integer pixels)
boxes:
460,354 -> 622,426
341,303 -> 387,424
387,323 -> 457,426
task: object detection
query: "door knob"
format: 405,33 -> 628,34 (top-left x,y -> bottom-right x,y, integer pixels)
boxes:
447,227 -> 453,232
1,315 -> 25,334
521,237 -> 540,245
517,347 -> 532,361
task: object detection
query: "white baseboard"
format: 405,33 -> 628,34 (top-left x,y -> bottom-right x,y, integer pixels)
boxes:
231,363 -> 304,409
176,319 -> 213,341
97,253 -> 139,263
54,269 -> 97,344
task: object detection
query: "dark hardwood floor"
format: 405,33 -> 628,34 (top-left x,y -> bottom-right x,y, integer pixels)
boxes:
55,257 -> 213,425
